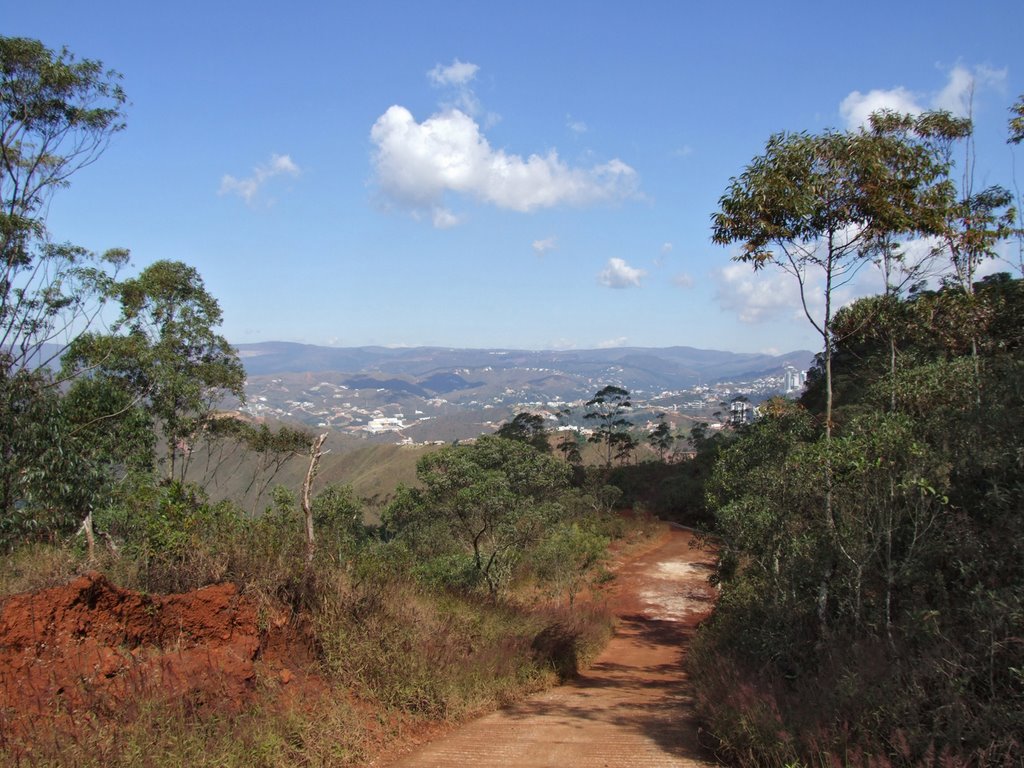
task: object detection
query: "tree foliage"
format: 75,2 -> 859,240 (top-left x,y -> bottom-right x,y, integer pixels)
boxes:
1,35 -> 128,370
694,277 -> 1024,765
384,435 -> 572,595
583,385 -> 633,468
495,411 -> 550,453
65,260 -> 245,481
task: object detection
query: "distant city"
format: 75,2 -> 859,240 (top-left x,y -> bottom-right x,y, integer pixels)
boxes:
228,344 -> 815,444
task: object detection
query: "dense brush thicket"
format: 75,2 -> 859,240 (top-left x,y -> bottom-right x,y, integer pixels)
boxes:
689,275 -> 1024,766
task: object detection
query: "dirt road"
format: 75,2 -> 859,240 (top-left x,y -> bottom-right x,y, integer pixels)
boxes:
385,525 -> 720,767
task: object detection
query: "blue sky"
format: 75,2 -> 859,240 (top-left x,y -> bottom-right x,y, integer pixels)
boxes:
4,0 -> 1023,353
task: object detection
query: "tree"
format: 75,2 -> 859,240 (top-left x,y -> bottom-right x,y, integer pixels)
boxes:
1,36 -> 128,371
0,37 -> 130,540
66,261 -> 245,481
711,123 -> 949,634
583,385 -> 633,468
712,126 -> 945,440
384,436 -> 571,595
647,418 -> 674,461
531,522 -> 609,607
495,411 -> 550,452
1011,94 -> 1024,145
194,419 -> 313,513
300,432 -> 328,563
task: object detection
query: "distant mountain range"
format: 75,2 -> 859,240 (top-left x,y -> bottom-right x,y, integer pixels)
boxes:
230,342 -> 816,440
236,342 -> 815,393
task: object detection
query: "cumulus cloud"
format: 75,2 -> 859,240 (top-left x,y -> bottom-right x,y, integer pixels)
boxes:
598,258 -> 646,289
370,105 -> 639,226
933,64 -> 1006,115
840,86 -> 923,130
427,58 -> 486,118
840,64 -> 1009,130
713,254 -> 892,326
219,153 -> 300,204
428,59 -> 479,87
532,236 -> 557,257
598,336 -> 629,349
713,262 -> 805,324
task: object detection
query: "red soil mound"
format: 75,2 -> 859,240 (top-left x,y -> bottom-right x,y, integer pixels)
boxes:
0,572 -> 272,734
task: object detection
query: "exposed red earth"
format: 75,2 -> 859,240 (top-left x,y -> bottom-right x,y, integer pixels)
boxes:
0,571 -> 317,746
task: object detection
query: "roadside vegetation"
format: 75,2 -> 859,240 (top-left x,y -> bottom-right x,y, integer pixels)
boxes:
688,97 -> 1024,766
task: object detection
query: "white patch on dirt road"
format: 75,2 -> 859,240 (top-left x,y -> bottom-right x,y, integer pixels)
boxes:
656,561 -> 704,579
638,560 -> 713,621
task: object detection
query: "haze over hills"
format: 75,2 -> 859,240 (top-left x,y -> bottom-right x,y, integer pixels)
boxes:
233,342 -> 815,443
237,342 -> 811,389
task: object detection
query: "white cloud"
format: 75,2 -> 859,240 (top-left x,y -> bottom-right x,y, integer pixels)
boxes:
547,338 -> 577,350
370,105 -> 639,226
427,58 -> 485,118
598,258 -> 646,289
714,254 -> 888,326
567,116 -> 588,135
428,59 -> 479,87
672,145 -> 693,158
598,336 -> 629,348
840,86 -> 923,130
431,207 -> 461,228
532,236 -> 557,257
661,242 -> 673,254
714,262 -> 804,324
672,272 -> 694,289
932,64 -> 1006,116
219,153 -> 300,204
840,64 -> 1009,130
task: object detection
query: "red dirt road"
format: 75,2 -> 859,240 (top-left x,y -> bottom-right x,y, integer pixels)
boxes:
385,525 -> 720,767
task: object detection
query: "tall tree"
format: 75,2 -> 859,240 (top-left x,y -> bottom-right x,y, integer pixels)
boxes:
712,126 -> 944,440
495,411 -> 550,453
0,36 -> 129,538
1,36 -> 128,371
583,385 -> 633,468
647,418 -> 674,462
711,122 -> 948,632
66,261 -> 245,481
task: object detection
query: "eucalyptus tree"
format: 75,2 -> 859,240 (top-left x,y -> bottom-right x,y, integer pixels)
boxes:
647,418 -> 674,462
495,411 -> 551,453
583,385 -> 633,468
1011,94 -> 1024,145
711,123 -> 951,632
0,36 -> 128,536
1,35 -> 128,371
66,261 -> 245,481
712,125 -> 946,439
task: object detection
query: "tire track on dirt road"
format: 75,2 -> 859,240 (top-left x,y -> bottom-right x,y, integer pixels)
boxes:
384,525 -> 720,767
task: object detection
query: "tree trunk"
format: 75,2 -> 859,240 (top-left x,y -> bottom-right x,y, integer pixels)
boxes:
78,510 -> 96,562
301,432 -> 329,564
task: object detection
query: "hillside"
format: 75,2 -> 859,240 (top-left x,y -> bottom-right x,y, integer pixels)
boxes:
232,343 -> 814,442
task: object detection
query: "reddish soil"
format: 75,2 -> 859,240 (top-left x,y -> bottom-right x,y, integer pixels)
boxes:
0,571 -> 312,744
381,525 -> 720,767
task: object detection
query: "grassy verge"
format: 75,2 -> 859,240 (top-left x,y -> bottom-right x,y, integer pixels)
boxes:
0,515 -> 638,766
